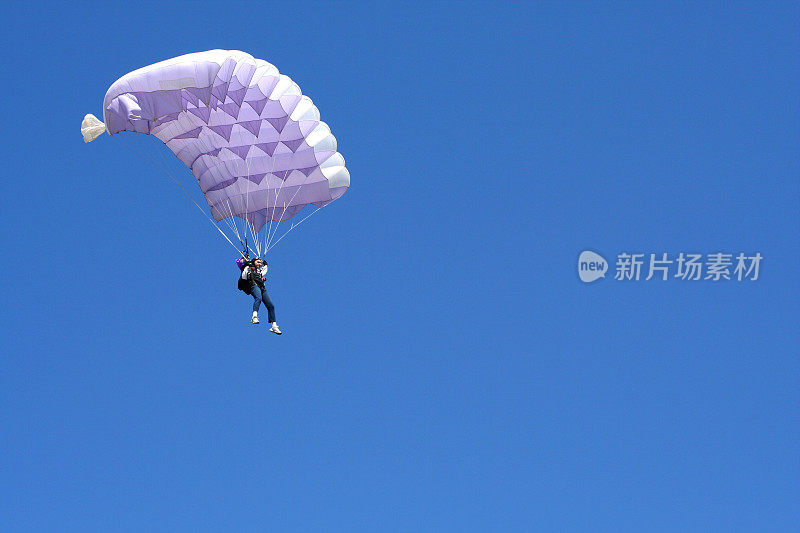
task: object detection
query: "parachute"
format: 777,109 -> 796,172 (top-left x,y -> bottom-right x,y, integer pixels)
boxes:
82,50 -> 349,255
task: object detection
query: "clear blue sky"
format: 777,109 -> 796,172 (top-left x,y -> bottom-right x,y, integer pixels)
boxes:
1,2 -> 798,531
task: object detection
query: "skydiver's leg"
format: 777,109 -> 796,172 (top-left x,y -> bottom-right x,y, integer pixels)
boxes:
249,286 -> 263,323
250,286 -> 263,313
260,287 -> 276,324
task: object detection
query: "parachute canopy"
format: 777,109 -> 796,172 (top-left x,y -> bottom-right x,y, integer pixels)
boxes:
84,50 -> 349,234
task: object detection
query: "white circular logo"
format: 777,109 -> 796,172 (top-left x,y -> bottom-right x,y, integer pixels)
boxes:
578,251 -> 607,283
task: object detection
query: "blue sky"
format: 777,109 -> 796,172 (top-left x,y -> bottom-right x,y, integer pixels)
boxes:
1,1 -> 798,531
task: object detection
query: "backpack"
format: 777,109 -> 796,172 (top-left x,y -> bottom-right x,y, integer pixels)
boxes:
237,260 -> 252,292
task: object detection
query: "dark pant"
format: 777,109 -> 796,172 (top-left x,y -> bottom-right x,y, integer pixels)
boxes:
249,285 -> 276,323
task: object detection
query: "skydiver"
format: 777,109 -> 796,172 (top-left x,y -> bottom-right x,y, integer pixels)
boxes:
239,256 -> 281,334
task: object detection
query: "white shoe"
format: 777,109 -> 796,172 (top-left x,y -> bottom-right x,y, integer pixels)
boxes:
251,312 -> 259,324
270,323 -> 282,335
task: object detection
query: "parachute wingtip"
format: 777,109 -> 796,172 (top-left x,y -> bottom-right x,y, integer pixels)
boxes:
81,113 -> 106,143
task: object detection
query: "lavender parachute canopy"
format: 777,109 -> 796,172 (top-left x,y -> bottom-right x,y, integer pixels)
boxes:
83,50 -> 349,233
